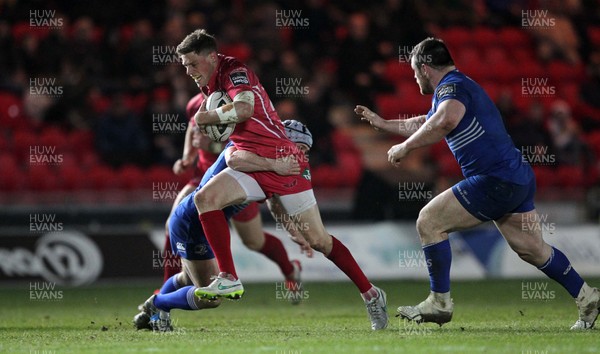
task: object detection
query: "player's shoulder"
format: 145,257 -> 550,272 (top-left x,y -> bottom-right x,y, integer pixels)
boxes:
218,54 -> 253,87
435,70 -> 472,101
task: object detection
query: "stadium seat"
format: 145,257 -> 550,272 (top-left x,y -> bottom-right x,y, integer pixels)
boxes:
39,127 -> 69,153
145,165 -> 178,190
499,27 -> 531,48
532,166 -> 558,189
58,164 -> 86,190
27,165 -> 60,191
557,165 -> 585,188
118,165 -> 146,190
548,61 -> 585,83
67,130 -> 95,157
482,46 -> 508,67
87,165 -> 120,190
0,152 -> 20,191
385,59 -> 413,82
584,131 -> 600,158
473,27 -> 498,48
12,130 -> 38,161
440,27 -> 472,49
588,26 -> 600,47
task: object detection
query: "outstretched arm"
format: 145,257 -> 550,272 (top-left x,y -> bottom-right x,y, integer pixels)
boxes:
355,105 -> 426,137
388,99 -> 465,166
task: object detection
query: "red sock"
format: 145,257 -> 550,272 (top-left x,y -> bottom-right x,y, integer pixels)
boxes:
199,210 -> 238,279
327,235 -> 372,293
163,231 -> 181,282
259,233 -> 294,278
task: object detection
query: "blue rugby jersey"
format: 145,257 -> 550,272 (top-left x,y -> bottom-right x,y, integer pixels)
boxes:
427,70 -> 533,184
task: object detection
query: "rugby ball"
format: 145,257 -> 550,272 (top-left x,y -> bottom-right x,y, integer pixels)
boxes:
204,91 -> 236,142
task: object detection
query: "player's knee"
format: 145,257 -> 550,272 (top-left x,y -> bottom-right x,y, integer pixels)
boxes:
194,189 -> 219,212
416,208 -> 434,239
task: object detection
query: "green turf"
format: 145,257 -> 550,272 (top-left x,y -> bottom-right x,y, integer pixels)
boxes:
0,279 -> 598,353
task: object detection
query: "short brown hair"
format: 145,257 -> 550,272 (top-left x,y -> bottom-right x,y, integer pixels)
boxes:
176,29 -> 217,56
410,37 -> 454,69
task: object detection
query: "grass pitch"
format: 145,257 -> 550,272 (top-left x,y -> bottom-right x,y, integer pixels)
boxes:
1,279 -> 598,353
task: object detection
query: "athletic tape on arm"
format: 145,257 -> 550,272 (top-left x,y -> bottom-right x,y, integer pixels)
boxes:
215,91 -> 254,124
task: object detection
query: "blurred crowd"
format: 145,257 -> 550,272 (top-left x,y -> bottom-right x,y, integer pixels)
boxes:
0,0 -> 599,217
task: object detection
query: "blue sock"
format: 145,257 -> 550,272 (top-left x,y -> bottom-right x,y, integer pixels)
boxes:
160,275 -> 181,294
538,247 -> 584,298
154,286 -> 199,311
423,239 -> 452,293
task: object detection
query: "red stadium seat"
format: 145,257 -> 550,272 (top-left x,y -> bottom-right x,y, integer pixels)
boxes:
385,59 -> 413,83
27,165 -> 59,191
584,131 -> 600,158
39,127 -> 69,153
12,130 -> 38,161
548,61 -> 585,83
57,164 -> 86,191
483,46 -> 508,66
557,165 -> 585,188
145,165 -> 178,190
516,60 -> 546,79
499,27 -> 531,48
118,165 -> 146,190
532,166 -> 558,190
0,152 -> 21,191
67,130 -> 95,156
588,27 -> 600,46
86,165 -> 120,190
473,27 -> 498,48
440,27 -> 472,49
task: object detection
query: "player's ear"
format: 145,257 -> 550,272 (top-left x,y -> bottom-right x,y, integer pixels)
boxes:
209,51 -> 218,64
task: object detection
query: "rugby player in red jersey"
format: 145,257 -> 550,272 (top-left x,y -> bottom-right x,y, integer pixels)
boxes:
177,29 -> 388,330
160,92 -> 305,303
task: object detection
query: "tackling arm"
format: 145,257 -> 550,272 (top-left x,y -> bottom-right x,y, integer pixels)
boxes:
225,147 -> 301,176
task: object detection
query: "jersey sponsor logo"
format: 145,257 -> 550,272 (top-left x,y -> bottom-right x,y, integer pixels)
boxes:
176,242 -> 186,251
302,168 -> 311,181
229,70 -> 250,86
436,84 -> 456,100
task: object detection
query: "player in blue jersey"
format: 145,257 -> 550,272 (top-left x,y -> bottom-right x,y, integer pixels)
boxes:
355,37 -> 598,330
133,120 -> 314,332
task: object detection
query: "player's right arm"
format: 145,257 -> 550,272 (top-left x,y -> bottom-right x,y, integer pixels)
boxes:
354,105 -> 426,137
225,147 -> 300,176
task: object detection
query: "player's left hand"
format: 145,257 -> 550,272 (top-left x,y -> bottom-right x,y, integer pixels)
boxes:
194,99 -> 208,126
388,143 -> 409,167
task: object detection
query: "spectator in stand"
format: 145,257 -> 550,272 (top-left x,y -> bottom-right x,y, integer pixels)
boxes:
508,100 -> 553,154
547,100 -> 592,167
529,4 -> 581,64
336,12 -> 386,108
95,92 -> 150,168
